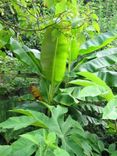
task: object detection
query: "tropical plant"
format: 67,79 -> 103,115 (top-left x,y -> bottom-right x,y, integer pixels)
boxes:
0,0 -> 117,155
0,105 -> 105,156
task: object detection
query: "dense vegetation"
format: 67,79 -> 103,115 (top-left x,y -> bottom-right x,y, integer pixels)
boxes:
0,0 -> 117,156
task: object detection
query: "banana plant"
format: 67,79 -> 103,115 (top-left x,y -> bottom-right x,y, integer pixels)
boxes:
10,38 -> 41,75
69,71 -> 117,120
7,0 -> 117,113
0,1 -> 117,155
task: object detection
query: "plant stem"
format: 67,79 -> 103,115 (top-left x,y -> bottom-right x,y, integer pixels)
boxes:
48,83 -> 55,105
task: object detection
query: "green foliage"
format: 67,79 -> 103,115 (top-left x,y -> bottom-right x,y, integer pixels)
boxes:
78,48 -> 117,73
41,26 -> 68,82
103,96 -> 117,120
0,51 -> 40,124
0,145 -> 12,156
10,137 -> 36,156
0,105 -> 104,156
92,0 -> 117,32
0,0 -> 117,155
10,38 -> 41,74
79,31 -> 117,55
69,71 -> 117,120
0,55 -> 29,94
108,143 -> 117,156
54,93 -> 77,106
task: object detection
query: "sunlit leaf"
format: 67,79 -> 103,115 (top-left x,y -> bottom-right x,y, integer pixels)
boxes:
79,48 -> 117,72
41,27 -> 68,82
54,148 -> 70,156
79,31 -> 117,55
103,96 -> 117,120
54,93 -> 78,106
77,72 -> 114,101
0,116 -> 36,130
11,137 -> 36,156
0,145 -> 12,156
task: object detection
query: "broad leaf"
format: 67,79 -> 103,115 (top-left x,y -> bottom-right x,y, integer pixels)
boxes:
97,70 -> 117,87
41,27 -> 68,82
47,105 -> 89,156
109,143 -> 116,153
0,109 -> 49,130
20,129 -> 44,146
79,85 -> 109,98
79,31 -> 117,55
77,72 -> 114,101
77,72 -> 108,87
21,129 -> 57,156
69,79 -> 95,86
11,109 -> 48,121
103,96 -> 117,120
79,48 -> 117,72
11,137 -> 36,156
10,38 -> 41,74
54,93 -> 78,106
11,109 -> 49,128
0,116 -> 36,130
54,148 -> 70,156
0,145 -> 12,156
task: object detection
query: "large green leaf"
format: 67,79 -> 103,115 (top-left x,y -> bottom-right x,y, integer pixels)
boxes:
77,72 -> 109,88
96,48 -> 117,57
54,148 -> 70,156
20,129 -> 45,146
0,145 -> 12,156
21,129 -> 70,156
103,96 -> 117,120
47,105 -> 91,156
77,72 -> 114,101
69,76 -> 114,99
23,45 -> 41,71
79,31 -> 117,55
11,137 -> 36,156
0,105 -> 103,156
78,48 -> 117,72
41,27 -> 68,82
11,109 -> 49,122
97,70 -> 117,87
11,109 -> 49,128
0,116 -> 36,130
20,129 -> 53,155
10,38 -> 41,74
78,85 -> 109,98
0,109 -> 49,130
69,79 -> 95,86
54,93 -> 77,106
